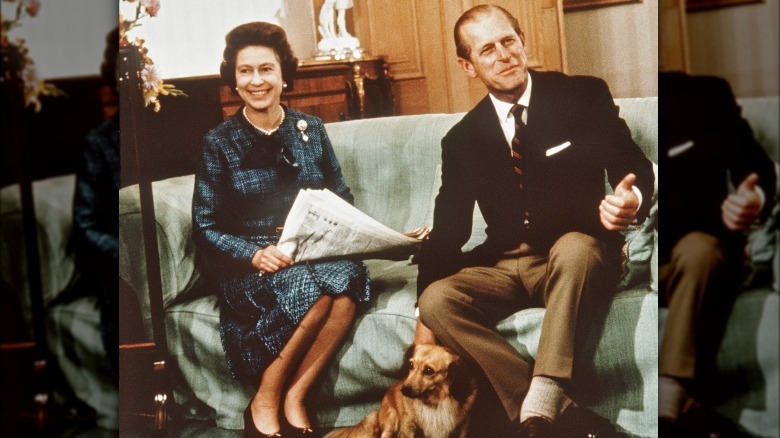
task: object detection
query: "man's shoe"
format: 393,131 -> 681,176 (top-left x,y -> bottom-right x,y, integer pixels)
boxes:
518,416 -> 553,438
553,404 -> 619,438
676,401 -> 753,437
659,416 -> 679,436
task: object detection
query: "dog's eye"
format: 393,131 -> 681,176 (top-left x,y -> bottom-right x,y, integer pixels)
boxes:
423,366 -> 435,376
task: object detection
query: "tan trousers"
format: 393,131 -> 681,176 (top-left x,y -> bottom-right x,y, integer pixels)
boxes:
418,232 -> 619,421
659,231 -> 742,381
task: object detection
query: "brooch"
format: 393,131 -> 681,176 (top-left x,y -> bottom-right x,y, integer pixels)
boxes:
296,119 -> 309,142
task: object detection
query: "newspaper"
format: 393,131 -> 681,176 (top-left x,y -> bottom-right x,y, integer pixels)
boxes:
277,189 -> 428,262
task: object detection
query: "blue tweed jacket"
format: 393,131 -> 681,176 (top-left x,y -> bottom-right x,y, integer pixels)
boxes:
74,115 -> 120,269
192,106 -> 353,275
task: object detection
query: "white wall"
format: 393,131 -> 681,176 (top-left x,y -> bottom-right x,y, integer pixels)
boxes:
119,0 -> 317,80
564,0 -> 659,98
1,0 -> 117,80
687,0 -> 779,97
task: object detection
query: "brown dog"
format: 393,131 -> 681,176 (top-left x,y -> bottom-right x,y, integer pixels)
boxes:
325,344 -> 477,438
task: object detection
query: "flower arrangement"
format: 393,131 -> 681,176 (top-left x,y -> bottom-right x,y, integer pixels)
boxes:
1,0 -> 65,112
120,0 -> 185,112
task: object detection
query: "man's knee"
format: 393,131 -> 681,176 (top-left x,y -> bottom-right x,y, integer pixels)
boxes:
549,232 -> 606,268
671,232 -> 725,273
418,279 -> 458,330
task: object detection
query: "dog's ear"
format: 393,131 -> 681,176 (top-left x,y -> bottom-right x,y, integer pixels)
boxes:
401,344 -> 416,374
448,353 -> 476,403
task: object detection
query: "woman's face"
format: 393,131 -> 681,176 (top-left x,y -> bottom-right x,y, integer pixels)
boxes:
234,45 -> 284,114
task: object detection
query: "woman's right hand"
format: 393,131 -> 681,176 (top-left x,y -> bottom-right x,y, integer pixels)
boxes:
252,245 -> 294,274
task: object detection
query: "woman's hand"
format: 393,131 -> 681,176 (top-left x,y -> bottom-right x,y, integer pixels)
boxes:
252,245 -> 294,275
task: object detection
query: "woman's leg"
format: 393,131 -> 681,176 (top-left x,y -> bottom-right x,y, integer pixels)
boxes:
248,295 -> 334,434
283,295 -> 356,428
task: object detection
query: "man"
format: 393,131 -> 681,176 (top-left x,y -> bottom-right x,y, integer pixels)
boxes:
415,5 -> 655,437
658,71 -> 776,435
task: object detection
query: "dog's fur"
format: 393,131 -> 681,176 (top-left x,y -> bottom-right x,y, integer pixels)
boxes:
324,344 -> 477,438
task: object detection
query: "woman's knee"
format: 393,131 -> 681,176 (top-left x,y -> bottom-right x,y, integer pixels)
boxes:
330,295 -> 356,321
302,295 -> 334,323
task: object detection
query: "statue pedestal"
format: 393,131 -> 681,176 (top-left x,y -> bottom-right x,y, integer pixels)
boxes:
316,36 -> 363,61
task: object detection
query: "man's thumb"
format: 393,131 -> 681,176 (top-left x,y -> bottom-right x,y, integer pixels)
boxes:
616,173 -> 636,195
737,173 -> 759,194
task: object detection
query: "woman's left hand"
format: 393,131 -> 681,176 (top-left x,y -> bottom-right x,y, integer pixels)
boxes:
252,245 -> 294,275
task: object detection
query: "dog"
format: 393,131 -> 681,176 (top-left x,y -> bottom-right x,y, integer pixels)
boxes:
325,344 -> 477,438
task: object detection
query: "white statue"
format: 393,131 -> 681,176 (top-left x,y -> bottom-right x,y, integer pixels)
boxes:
317,0 -> 362,59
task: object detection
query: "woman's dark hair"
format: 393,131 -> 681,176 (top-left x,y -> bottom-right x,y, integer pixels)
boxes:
220,22 -> 299,92
101,26 -> 120,90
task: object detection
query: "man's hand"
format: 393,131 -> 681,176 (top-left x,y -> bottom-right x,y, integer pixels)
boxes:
251,245 -> 294,274
722,173 -> 762,231
600,173 -> 639,231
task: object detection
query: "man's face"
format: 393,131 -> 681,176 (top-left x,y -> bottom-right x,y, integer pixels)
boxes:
458,11 -> 528,103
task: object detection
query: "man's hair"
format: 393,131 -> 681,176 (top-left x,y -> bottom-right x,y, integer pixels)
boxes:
219,21 -> 299,92
454,5 -> 523,60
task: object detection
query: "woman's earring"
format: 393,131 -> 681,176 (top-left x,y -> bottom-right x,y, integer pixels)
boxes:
283,82 -> 288,89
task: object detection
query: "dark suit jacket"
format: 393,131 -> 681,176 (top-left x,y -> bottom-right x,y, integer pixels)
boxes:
418,70 -> 655,294
658,72 -> 777,258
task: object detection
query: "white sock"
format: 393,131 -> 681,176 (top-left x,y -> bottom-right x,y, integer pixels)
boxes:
658,375 -> 692,421
520,376 -> 570,423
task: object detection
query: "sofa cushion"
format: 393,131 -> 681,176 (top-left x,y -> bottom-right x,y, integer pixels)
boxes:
47,295 -> 118,430
1,174 -> 77,335
736,97 -> 779,291
119,175 -> 200,339
738,97 -> 779,161
324,113 -> 466,235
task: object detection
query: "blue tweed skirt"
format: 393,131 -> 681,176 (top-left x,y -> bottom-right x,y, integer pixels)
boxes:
219,260 -> 370,384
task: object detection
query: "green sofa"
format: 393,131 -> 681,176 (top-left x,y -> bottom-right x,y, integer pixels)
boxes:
119,97 -> 661,437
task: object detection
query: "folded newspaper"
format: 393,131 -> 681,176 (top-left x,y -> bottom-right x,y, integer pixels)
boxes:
277,189 -> 429,262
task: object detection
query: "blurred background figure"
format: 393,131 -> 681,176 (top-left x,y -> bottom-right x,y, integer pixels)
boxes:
658,70 -> 777,436
1,0 -> 119,435
72,26 -> 120,384
659,0 -> 779,436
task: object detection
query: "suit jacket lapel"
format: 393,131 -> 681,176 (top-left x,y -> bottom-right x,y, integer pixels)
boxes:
525,70 -> 561,153
470,95 -> 513,163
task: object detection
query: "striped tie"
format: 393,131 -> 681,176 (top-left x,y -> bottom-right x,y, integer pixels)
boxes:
510,104 -> 531,227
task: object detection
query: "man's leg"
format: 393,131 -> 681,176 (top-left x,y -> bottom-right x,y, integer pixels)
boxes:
532,232 -> 617,380
520,232 -> 618,428
418,253 -> 539,423
659,231 -> 741,421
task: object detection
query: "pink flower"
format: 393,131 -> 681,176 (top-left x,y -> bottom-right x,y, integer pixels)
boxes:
142,0 -> 161,17
22,0 -> 41,17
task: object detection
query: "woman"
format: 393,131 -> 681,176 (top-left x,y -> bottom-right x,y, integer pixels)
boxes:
192,22 -> 370,437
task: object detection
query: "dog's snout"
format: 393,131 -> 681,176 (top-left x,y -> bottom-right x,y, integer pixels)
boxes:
400,385 -> 416,398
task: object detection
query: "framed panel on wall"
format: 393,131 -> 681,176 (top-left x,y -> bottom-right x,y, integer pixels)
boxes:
686,0 -> 763,11
563,0 -> 642,10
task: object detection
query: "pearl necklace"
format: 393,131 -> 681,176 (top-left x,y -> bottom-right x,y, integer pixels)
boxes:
244,106 -> 285,135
